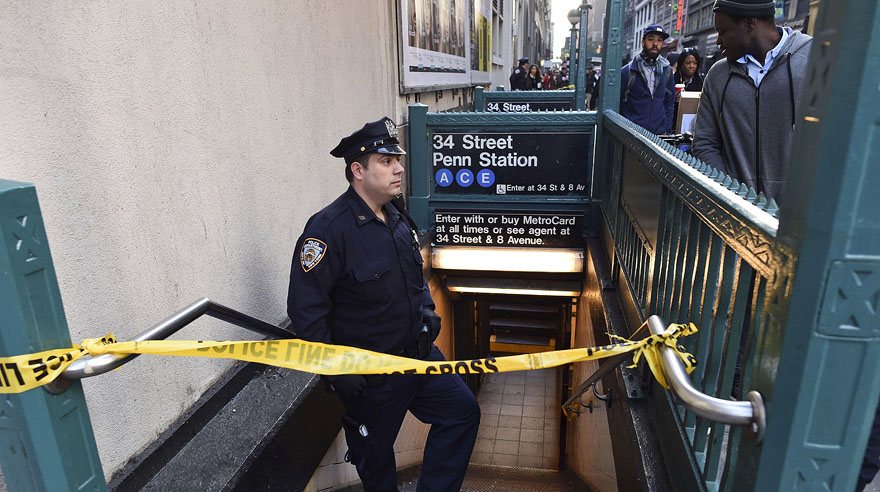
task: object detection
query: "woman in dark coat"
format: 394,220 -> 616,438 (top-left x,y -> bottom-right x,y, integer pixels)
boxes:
674,49 -> 705,130
526,64 -> 543,90
674,49 -> 704,92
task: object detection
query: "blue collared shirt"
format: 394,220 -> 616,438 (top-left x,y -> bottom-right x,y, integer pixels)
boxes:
736,26 -> 791,87
737,26 -> 791,87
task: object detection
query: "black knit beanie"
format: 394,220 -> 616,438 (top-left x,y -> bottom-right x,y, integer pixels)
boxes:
713,0 -> 775,18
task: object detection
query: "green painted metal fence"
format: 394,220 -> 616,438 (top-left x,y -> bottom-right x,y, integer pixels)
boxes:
595,0 -> 880,489
600,112 -> 787,490
0,180 -> 106,491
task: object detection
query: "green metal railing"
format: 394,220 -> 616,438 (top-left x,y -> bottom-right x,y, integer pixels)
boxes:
599,111 -> 788,490
0,180 -> 105,491
594,2 -> 880,489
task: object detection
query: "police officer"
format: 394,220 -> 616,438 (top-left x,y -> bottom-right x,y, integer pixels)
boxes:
509,57 -> 528,91
287,117 -> 480,492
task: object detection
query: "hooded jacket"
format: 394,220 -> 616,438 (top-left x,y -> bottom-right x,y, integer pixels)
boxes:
619,54 -> 676,134
692,29 -> 813,202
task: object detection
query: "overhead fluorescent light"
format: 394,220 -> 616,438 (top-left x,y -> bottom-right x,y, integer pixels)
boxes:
445,277 -> 582,297
432,246 -> 584,273
446,286 -> 581,297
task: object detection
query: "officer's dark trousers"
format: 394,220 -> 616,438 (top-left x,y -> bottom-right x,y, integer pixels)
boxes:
341,345 -> 480,492
857,402 -> 880,491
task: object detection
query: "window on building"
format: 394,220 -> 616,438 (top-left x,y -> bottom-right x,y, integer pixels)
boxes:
492,0 -> 504,61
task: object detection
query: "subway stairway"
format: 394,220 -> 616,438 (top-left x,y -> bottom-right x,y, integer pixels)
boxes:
340,299 -> 592,492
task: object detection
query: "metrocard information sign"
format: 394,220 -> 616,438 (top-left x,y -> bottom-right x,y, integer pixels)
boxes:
430,131 -> 592,196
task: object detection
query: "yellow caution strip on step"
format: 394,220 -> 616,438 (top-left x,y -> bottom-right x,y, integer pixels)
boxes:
0,324 -> 697,394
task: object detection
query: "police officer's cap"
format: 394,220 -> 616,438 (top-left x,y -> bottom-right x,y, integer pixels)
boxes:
518,57 -> 529,64
330,117 -> 406,164
643,24 -> 670,40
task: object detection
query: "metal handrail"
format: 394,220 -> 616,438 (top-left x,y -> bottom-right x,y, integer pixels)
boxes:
562,320 -> 650,411
565,315 -> 766,442
62,298 -> 293,380
648,315 -> 766,442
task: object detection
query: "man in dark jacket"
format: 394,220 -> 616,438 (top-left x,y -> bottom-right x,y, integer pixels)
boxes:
692,0 -> 813,202
619,25 -> 676,134
288,117 -> 480,491
509,57 -> 528,91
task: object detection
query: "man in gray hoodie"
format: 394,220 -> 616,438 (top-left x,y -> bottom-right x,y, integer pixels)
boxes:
692,0 -> 813,203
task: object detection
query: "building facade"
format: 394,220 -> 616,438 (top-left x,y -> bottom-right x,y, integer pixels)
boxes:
0,2 -> 523,489
511,0 -> 554,71
629,0 -> 654,59
684,0 -> 812,61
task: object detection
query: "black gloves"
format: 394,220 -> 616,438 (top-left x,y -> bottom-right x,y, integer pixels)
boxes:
422,307 -> 442,342
327,374 -> 367,400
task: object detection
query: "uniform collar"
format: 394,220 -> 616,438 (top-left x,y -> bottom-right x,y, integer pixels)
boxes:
344,187 -> 399,227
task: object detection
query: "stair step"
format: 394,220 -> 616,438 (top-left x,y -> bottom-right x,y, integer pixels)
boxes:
490,334 -> 555,354
489,303 -> 559,315
489,318 -> 558,331
390,464 -> 593,491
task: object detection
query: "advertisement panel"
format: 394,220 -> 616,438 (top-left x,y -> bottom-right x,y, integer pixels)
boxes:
401,0 -> 471,92
470,0 -> 491,86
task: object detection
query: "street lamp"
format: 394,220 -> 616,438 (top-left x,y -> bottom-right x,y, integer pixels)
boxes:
567,8 -> 582,26
568,8 -> 580,84
575,3 -> 592,110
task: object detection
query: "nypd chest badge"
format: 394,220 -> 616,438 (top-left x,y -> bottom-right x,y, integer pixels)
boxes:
300,238 -> 327,272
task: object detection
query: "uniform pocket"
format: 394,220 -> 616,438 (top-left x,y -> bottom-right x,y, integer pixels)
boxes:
352,258 -> 392,303
342,414 -> 375,473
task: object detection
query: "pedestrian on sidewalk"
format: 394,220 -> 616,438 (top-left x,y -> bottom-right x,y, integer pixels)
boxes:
509,57 -> 529,90
692,0 -> 813,202
619,25 -> 676,134
527,64 -> 543,90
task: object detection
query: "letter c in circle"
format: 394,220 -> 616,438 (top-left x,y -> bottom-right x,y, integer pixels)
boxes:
456,169 -> 474,187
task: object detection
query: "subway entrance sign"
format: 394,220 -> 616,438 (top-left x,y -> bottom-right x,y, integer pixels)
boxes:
406,104 -> 596,275
474,87 -> 576,113
432,210 -> 583,248
485,100 -> 573,112
430,132 -> 590,196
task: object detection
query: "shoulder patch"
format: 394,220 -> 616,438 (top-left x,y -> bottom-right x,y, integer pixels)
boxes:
300,238 -> 327,272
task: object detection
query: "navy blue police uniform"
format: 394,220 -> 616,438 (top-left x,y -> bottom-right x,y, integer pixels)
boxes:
287,117 -> 480,492
509,57 -> 529,91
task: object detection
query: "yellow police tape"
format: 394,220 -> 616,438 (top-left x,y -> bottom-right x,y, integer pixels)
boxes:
0,323 -> 698,395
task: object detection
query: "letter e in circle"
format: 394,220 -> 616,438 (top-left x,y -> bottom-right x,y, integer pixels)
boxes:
477,169 -> 495,187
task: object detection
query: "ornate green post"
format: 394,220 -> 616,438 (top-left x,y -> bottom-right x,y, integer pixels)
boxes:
731,1 -> 880,490
591,0 -> 625,230
0,180 -> 105,491
597,0 -> 624,116
575,4 -> 592,111
474,86 -> 485,111
406,104 -> 430,233
567,11 -> 579,88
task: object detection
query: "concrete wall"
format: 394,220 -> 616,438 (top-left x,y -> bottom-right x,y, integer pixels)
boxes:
565,293 -> 618,492
0,0 -> 475,481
